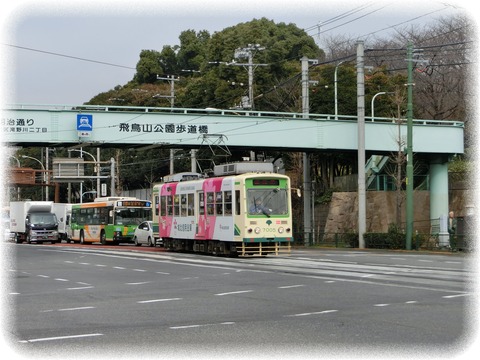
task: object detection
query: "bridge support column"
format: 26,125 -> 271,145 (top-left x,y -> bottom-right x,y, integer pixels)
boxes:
429,157 -> 450,247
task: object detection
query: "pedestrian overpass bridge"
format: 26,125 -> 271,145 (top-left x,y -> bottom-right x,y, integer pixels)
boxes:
1,104 -> 464,155
1,104 -> 465,241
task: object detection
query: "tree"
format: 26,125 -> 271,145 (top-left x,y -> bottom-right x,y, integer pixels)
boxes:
134,50 -> 163,84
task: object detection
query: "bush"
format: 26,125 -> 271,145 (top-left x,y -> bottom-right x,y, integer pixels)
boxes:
364,223 -> 405,249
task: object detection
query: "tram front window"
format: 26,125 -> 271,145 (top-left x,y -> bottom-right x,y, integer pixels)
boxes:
247,189 -> 288,216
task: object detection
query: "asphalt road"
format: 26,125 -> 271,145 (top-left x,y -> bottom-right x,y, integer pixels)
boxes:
3,243 -> 476,359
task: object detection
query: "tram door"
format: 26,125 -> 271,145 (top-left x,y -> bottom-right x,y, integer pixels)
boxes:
195,191 -> 206,238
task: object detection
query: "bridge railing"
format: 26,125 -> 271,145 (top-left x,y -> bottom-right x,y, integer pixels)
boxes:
3,104 -> 463,127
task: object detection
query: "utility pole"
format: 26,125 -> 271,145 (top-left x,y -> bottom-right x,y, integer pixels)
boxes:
231,44 -> 268,110
356,40 -> 366,249
405,41 -> 414,250
156,75 -> 179,108
301,56 -> 319,246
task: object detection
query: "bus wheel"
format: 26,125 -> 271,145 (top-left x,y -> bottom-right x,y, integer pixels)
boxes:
100,231 -> 107,245
80,231 -> 85,244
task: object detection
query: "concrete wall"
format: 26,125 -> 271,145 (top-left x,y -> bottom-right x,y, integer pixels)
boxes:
319,190 -> 467,236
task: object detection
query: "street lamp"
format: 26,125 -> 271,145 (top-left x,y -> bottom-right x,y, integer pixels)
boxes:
68,149 -> 99,203
334,61 -> 345,120
371,91 -> 394,121
21,155 -> 46,201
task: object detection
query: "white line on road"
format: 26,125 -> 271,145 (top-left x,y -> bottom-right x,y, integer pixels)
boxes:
58,306 -> 96,312
66,286 -> 94,290
286,310 -> 338,317
170,322 -> 235,330
126,281 -> 152,285
113,266 -> 126,270
137,298 -> 182,304
374,304 -> 390,307
278,285 -> 305,289
19,333 -> 103,343
132,269 -> 147,272
214,290 -> 253,296
442,293 -> 471,299
41,306 -> 96,313
54,278 -> 69,282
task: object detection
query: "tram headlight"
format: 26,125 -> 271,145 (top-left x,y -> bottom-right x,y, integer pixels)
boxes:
286,228 -> 291,233
278,227 -> 284,234
254,227 -> 261,234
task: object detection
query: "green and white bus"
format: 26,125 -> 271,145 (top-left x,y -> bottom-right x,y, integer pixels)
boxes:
70,197 -> 152,245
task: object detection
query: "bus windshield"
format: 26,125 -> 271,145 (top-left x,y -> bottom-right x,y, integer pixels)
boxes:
114,208 -> 152,225
247,189 -> 288,216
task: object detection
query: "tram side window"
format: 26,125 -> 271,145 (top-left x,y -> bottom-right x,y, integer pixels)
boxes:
206,192 -> 214,215
180,194 -> 187,216
235,190 -> 240,215
199,192 -> 205,215
187,193 -> 195,216
216,192 -> 223,215
154,195 -> 159,216
166,196 -> 173,216
174,195 -> 180,216
160,196 -> 166,216
224,191 -> 232,216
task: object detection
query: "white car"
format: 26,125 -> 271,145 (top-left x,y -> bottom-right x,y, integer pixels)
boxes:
133,221 -> 157,247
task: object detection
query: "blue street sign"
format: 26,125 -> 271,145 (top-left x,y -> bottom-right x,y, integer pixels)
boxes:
77,114 -> 93,137
77,114 -> 93,131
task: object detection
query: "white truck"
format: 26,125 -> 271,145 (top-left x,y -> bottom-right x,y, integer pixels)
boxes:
10,201 -> 59,244
52,203 -> 72,242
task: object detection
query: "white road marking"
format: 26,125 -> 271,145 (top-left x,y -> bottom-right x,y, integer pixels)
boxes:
66,286 -> 94,290
405,301 -> 418,304
156,271 -> 170,275
374,304 -> 390,307
170,322 -> 235,330
113,266 -> 125,270
278,285 -> 304,289
58,306 -> 95,312
40,306 -> 95,313
132,269 -> 146,272
286,310 -> 338,317
19,333 -> 103,343
37,275 -> 49,278
442,293 -> 471,299
126,281 -> 151,285
137,298 -> 182,304
214,290 -> 253,296
54,278 -> 69,282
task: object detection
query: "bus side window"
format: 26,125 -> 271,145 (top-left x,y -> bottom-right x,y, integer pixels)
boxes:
235,190 -> 241,215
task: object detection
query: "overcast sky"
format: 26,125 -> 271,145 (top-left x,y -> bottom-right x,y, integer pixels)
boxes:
0,0 -> 471,105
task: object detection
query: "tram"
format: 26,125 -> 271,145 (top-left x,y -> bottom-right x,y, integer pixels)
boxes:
152,162 -> 293,256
